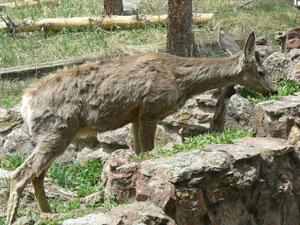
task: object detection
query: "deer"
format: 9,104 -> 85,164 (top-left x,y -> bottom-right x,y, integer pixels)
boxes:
6,30 -> 277,225
210,27 -> 247,132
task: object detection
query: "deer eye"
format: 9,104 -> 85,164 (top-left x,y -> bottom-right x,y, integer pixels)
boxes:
258,71 -> 265,76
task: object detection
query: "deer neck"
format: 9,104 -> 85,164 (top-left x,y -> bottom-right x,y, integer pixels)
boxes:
172,53 -> 243,101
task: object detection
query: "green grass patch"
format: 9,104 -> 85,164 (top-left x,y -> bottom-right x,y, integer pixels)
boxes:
0,154 -> 24,170
0,78 -> 37,108
132,128 -> 255,161
47,159 -> 105,197
240,79 -> 300,104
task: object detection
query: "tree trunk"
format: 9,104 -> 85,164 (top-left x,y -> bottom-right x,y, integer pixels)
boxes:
104,0 -> 123,15
166,0 -> 197,57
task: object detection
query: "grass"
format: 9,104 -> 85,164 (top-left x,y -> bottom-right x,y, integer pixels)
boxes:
0,0 -> 299,109
0,156 -> 116,224
0,78 -> 38,108
47,159 -> 105,197
240,79 -> 300,104
132,128 -> 255,161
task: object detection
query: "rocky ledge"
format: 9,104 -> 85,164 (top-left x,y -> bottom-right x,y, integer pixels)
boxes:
62,137 -> 300,225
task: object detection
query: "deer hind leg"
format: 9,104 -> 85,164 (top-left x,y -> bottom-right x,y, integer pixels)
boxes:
132,121 -> 142,155
6,138 -> 72,225
32,168 -> 51,213
138,117 -> 157,153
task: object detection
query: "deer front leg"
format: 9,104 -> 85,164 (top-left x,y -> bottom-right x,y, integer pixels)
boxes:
138,117 -> 157,153
32,168 -> 51,213
6,142 -> 68,225
132,122 -> 142,155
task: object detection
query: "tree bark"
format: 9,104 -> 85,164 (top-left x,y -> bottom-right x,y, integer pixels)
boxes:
104,0 -> 123,15
166,0 -> 197,57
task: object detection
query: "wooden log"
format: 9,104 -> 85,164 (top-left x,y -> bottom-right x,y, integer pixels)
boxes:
0,0 -> 58,10
0,13 -> 214,33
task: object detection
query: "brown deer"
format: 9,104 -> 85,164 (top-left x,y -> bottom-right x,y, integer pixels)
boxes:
210,27 -> 245,132
6,31 -> 277,225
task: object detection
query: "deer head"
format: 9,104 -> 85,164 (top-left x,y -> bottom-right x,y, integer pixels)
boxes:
219,27 -> 278,96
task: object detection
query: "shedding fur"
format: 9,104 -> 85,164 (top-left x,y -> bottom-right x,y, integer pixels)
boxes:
6,31 -> 277,225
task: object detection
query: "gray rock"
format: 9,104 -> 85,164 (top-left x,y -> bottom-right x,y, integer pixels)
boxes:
1,125 -> 35,158
263,52 -> 292,82
161,94 -> 216,138
60,201 -> 175,225
224,94 -> 255,131
76,147 -> 112,165
60,213 -> 117,225
287,60 -> 300,82
102,136 -> 300,225
251,92 -> 300,139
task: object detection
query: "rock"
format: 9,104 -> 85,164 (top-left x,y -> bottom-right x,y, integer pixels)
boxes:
0,105 -> 22,136
255,45 -> 273,60
256,36 -> 267,45
287,61 -> 300,82
109,201 -> 176,225
101,137 -> 300,225
60,201 -> 175,225
12,216 -> 34,225
224,94 -> 255,131
60,213 -> 118,225
287,48 -> 300,60
101,149 -> 138,200
77,147 -> 112,165
289,125 -> 300,145
251,92 -> 300,139
263,52 -> 291,82
154,124 -> 182,147
1,125 -> 35,159
284,27 -> 300,60
97,125 -> 130,148
161,94 -> 216,138
80,191 -> 104,206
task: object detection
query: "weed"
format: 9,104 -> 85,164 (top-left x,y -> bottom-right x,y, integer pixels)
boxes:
240,79 -> 300,104
0,155 -> 24,170
47,158 -> 105,197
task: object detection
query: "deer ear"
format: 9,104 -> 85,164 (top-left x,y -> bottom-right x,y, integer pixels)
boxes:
243,31 -> 256,62
218,27 -> 241,55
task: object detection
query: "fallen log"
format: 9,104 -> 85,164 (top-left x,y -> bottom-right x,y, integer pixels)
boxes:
0,13 -> 214,33
0,0 -> 58,10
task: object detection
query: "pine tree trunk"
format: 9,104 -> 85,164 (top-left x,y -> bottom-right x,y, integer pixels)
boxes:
166,0 -> 197,57
104,0 -> 123,15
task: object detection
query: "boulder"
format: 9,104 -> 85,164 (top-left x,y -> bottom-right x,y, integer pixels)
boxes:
161,94 -> 216,138
251,92 -> 300,139
224,94 -> 255,131
101,137 -> 300,225
101,149 -> 138,200
263,52 -> 291,82
60,201 -> 175,225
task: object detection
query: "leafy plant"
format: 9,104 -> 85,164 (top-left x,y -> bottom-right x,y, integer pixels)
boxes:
0,155 -> 24,170
240,79 -> 300,104
47,158 -> 105,197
